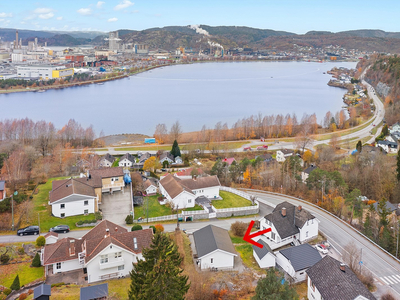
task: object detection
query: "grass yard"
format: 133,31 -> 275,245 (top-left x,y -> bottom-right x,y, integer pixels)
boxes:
212,191 -> 253,209
235,244 -> 262,272
115,145 -> 172,151
32,178 -> 95,232
0,262 -> 44,288
134,195 -> 204,219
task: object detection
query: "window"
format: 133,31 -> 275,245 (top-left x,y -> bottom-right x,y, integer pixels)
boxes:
56,262 -> 61,269
210,258 -> 213,264
60,213 -> 65,218
311,219 -> 313,224
84,209 -> 88,214
115,252 -> 122,259
299,272 -> 304,275
60,204 -> 65,209
311,281 -> 315,292
271,232 -> 276,240
306,231 -> 309,238
100,255 -> 108,264
188,199 -> 191,203
118,265 -> 124,270
84,200 -> 88,206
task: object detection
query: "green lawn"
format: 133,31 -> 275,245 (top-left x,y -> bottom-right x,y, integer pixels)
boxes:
32,178 -> 95,232
235,244 -> 262,272
134,195 -> 204,219
115,145 -> 172,151
0,262 -> 44,288
212,191 -> 253,209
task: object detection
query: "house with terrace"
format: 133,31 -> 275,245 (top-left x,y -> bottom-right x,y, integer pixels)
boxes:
41,220 -> 153,284
258,202 -> 318,250
89,167 -> 124,194
159,173 -> 220,209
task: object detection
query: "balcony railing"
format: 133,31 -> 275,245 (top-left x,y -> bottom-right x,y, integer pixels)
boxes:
99,258 -> 124,270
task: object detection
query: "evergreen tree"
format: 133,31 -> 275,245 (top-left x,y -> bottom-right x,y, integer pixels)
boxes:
356,141 -> 362,153
10,274 -> 20,290
252,268 -> 298,300
128,232 -> 190,300
170,140 -> 181,158
397,150 -> 400,182
31,252 -> 41,267
377,197 -> 390,227
382,124 -> 389,137
363,212 -> 373,238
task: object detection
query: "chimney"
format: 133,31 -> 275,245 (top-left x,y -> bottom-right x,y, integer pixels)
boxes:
298,205 -> 302,212
340,263 -> 346,272
115,227 -> 118,232
106,228 -> 110,237
281,207 -> 286,217
69,239 -> 75,256
133,237 -> 138,250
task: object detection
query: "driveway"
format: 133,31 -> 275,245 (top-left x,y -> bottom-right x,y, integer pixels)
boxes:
100,186 -> 132,225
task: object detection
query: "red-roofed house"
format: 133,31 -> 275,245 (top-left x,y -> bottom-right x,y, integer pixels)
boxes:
41,220 -> 153,283
174,168 -> 204,180
222,158 -> 236,166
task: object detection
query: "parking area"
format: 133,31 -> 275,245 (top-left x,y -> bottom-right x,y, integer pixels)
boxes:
100,186 -> 132,225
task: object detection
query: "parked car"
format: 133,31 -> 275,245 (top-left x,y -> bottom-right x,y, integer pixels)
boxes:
49,225 -> 70,233
315,244 -> 329,254
17,226 -> 39,236
243,147 -> 252,151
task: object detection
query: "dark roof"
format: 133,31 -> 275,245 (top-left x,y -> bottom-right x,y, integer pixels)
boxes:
34,284 -> 51,298
252,239 -> 273,260
303,165 -> 317,175
0,180 -> 4,190
120,153 -> 135,163
49,178 -> 96,204
179,176 -> 221,190
306,256 -> 376,300
279,243 -> 322,271
373,201 -> 398,213
264,202 -> 315,239
193,225 -> 236,258
259,154 -> 272,161
159,152 -> 174,161
80,283 -> 108,300
102,153 -> 115,163
280,149 -> 294,155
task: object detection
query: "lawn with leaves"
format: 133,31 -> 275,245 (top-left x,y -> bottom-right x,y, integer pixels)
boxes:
212,191 -> 254,209
32,177 -> 95,232
0,262 -> 44,288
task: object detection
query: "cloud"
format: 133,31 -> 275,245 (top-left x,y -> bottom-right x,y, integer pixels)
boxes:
108,17 -> 118,22
97,1 -> 105,9
0,19 -> 11,26
0,13 -> 12,18
39,12 -> 54,19
114,0 -> 133,10
77,8 -> 92,15
56,16 -> 63,20
33,8 -> 53,14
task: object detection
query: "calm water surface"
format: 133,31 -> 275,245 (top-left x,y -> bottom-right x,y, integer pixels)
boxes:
0,61 -> 357,135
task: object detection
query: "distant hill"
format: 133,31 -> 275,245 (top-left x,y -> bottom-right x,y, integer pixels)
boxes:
24,34 -> 92,46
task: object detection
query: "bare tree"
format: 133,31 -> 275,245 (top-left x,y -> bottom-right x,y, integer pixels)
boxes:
295,124 -> 314,154
342,241 -> 361,274
169,120 -> 182,142
154,123 -> 168,144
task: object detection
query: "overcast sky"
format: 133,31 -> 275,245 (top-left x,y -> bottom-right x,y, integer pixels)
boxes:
1,0 -> 399,33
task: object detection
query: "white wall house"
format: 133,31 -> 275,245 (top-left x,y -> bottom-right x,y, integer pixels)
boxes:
42,220 -> 153,284
193,225 -> 237,270
258,202 -> 318,250
252,239 -> 276,269
159,184 -> 195,209
174,156 -> 183,165
143,179 -> 157,196
44,232 -> 58,245
99,154 -> 115,168
276,149 -> 294,162
119,153 -> 135,167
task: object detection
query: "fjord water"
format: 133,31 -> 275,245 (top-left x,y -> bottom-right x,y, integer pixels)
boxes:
0,61 -> 357,135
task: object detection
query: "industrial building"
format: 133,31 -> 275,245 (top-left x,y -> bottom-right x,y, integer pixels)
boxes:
16,65 -> 74,80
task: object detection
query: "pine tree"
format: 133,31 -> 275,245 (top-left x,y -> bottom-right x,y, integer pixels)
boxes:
397,150 -> 400,182
10,274 -> 20,290
356,141 -> 362,153
128,232 -> 190,300
252,268 -> 298,300
377,197 -> 390,227
31,252 -> 41,267
170,140 -> 181,158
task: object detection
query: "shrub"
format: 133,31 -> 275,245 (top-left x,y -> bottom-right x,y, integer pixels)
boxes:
94,211 -> 102,220
0,253 -> 10,264
3,288 -> 11,296
149,225 -> 156,234
51,282 -> 64,288
381,294 -> 396,300
125,215 -> 133,225
36,236 -> 45,247
10,275 -> 20,290
131,224 -> 143,231
77,220 -> 84,225
18,293 -> 27,300
230,221 -> 248,237
17,247 -> 25,255
154,224 -> 164,233
359,272 -> 374,291
31,252 -> 41,267
28,289 -> 33,295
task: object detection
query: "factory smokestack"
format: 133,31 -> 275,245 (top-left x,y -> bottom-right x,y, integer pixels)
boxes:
15,30 -> 18,49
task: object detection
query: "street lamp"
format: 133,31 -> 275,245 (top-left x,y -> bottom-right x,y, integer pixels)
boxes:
11,191 -> 18,231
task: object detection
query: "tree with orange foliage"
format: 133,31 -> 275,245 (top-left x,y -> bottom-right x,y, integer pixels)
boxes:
154,224 -> 164,233
243,167 -> 251,186
212,289 -> 228,300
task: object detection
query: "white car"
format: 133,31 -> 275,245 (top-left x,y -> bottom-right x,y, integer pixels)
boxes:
316,244 -> 328,255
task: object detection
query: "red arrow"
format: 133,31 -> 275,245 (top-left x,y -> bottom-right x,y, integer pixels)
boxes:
243,220 -> 271,248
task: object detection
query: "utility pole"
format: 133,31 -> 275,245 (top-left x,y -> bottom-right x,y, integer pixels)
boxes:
396,220 -> 399,258
11,194 -> 14,231
360,248 -> 363,274
38,212 -> 40,233
146,196 -> 149,224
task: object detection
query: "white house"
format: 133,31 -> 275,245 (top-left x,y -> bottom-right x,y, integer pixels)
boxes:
159,174 -> 220,209
275,243 -> 322,282
276,149 -> 294,162
389,122 -> 400,134
174,156 -> 183,165
252,239 -> 276,269
44,232 -> 59,245
41,220 -> 153,284
301,165 -> 317,183
306,256 -> 376,300
143,179 -> 157,196
376,140 -> 398,154
159,152 -> 175,165
49,178 -> 98,218
99,153 -> 115,168
193,225 -> 237,270
258,202 -> 318,250
0,180 -> 6,201
119,153 -> 135,167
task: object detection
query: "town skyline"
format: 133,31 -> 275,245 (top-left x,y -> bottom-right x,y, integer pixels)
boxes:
1,0 -> 400,34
